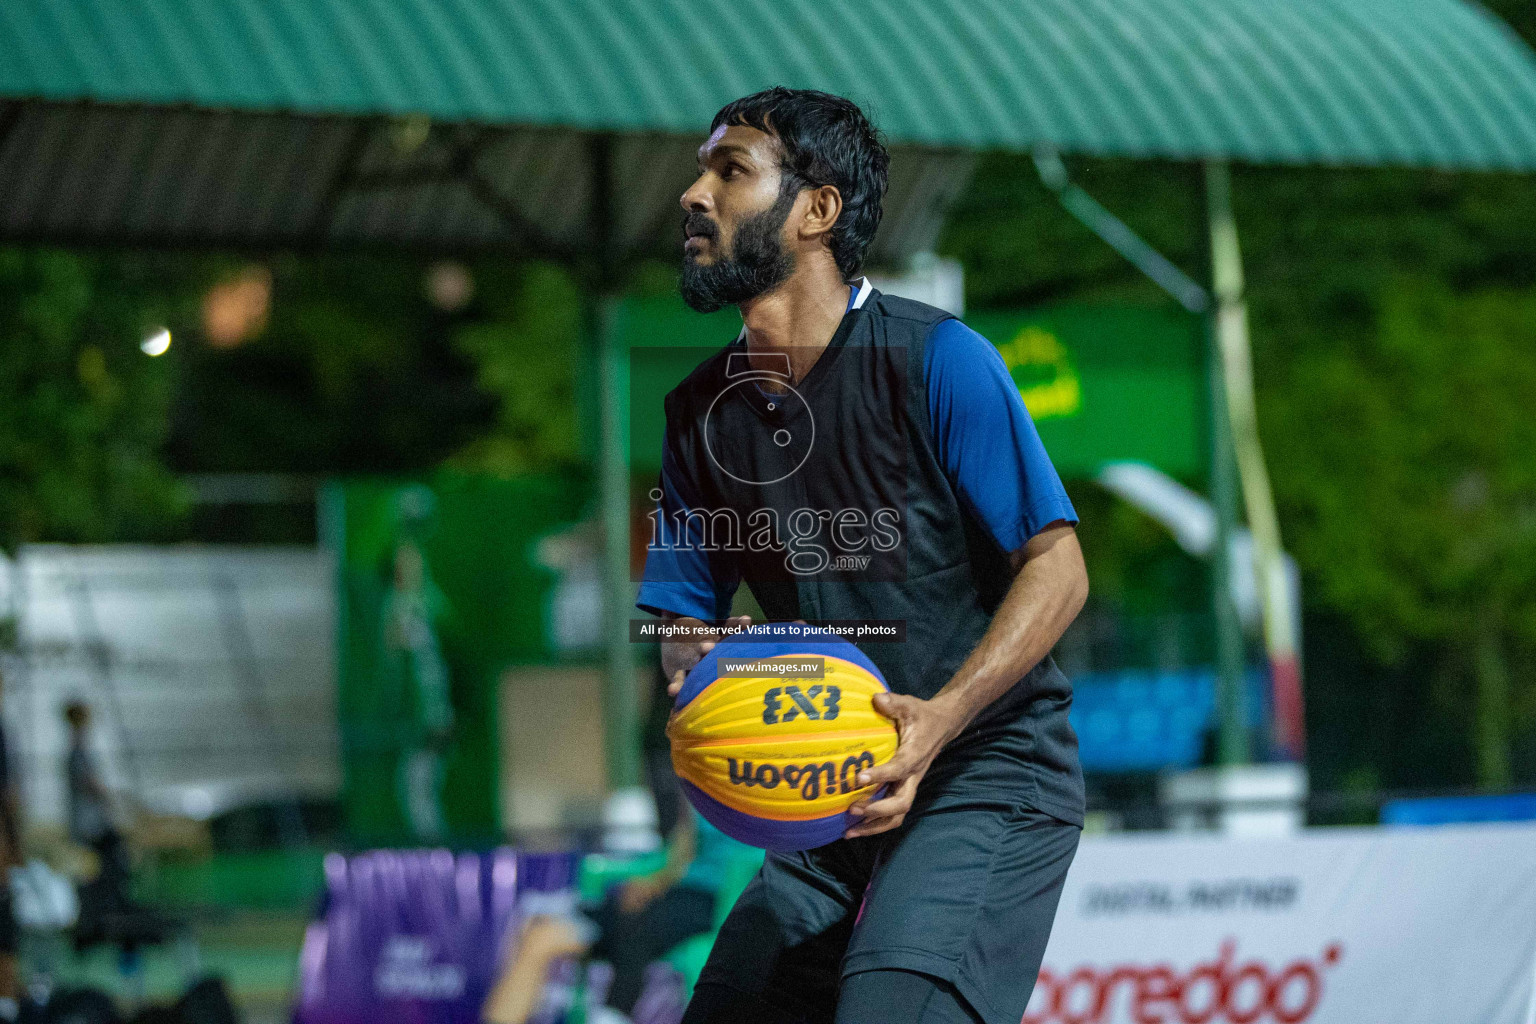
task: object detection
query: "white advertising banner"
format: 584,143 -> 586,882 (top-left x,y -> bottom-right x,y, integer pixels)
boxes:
1028,823 -> 1536,1024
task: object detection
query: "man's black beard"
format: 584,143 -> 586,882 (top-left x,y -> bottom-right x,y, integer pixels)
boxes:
680,187 -> 798,313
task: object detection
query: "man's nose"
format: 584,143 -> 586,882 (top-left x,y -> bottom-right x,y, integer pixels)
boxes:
681,177 -> 712,213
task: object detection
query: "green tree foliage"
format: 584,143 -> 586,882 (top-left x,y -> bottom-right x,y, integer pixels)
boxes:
171,255 -> 498,475
1265,281 -> 1536,787
1236,163 -> 1536,790
445,261 -> 585,476
170,255 -> 585,481
0,250 -> 586,547
0,248 -> 201,551
1265,283 -> 1536,659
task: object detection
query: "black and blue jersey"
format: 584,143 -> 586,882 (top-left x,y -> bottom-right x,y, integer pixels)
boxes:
638,279 -> 1083,828
639,278 -> 1077,623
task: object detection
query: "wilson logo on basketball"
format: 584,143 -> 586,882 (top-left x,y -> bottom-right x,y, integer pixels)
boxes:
1023,940 -> 1344,1024
726,751 -> 875,800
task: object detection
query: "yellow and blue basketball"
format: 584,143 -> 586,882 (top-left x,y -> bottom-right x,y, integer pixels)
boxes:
668,623 -> 898,851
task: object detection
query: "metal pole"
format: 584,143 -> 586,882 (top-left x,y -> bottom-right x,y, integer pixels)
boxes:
586,134 -> 640,792
1203,162 -> 1250,766
596,294 -> 639,790
1204,161 -> 1306,760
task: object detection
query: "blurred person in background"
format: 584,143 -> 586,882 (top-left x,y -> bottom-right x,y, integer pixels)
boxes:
63,702 -> 128,900
382,487 -> 457,843
482,806 -> 734,1024
0,672 -> 22,1023
64,700 -> 178,968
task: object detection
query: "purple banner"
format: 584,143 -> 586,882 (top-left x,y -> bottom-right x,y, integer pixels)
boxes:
293,848 -> 579,1024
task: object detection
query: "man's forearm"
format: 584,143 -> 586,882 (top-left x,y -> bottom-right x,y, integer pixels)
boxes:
930,523 -> 1088,738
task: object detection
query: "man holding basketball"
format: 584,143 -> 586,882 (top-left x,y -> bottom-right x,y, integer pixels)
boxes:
638,88 -> 1087,1024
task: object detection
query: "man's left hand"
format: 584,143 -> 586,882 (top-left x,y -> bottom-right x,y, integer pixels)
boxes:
844,692 -> 969,839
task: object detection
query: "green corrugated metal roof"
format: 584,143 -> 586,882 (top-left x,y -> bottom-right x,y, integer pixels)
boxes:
3,0 -> 1536,169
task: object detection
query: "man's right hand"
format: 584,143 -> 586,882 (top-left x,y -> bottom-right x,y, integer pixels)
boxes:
662,614 -> 752,698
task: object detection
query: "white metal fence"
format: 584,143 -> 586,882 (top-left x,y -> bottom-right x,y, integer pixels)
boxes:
0,545 -> 340,828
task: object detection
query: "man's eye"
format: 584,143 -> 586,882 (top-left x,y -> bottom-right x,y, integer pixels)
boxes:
723,164 -> 743,179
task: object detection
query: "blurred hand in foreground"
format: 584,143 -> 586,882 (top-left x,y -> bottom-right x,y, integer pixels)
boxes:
616,871 -> 673,914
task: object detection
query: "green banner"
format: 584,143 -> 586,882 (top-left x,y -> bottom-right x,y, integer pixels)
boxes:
624,297 -> 1205,480
622,296 -> 739,476
966,304 -> 1205,479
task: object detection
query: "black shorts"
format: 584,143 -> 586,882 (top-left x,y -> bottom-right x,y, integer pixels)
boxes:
681,803 -> 1079,1024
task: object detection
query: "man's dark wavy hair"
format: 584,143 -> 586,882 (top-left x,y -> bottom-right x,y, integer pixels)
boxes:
711,87 -> 889,280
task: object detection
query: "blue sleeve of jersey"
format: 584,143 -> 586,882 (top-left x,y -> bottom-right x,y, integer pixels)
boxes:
926,318 -> 1078,552
635,437 -> 741,620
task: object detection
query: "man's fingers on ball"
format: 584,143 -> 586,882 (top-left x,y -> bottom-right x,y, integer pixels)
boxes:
858,772 -> 918,818
856,756 -> 908,788
845,813 -> 903,839
856,794 -> 910,820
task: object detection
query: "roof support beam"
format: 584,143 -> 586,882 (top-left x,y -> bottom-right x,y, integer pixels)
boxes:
1031,146 -> 1209,314
303,118 -> 374,244
458,128 -> 578,260
0,102 -> 24,156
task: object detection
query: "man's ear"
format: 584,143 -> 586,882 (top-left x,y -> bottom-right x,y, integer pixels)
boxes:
797,184 -> 843,242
